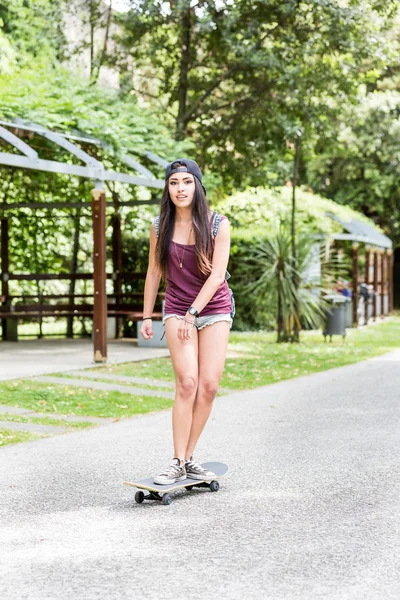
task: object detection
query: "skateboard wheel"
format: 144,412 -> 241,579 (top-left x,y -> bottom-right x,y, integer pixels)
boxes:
162,494 -> 173,506
135,491 -> 145,504
185,485 -> 193,490
210,481 -> 219,492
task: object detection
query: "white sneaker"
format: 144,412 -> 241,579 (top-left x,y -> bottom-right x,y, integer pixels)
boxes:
153,458 -> 186,485
185,457 -> 216,480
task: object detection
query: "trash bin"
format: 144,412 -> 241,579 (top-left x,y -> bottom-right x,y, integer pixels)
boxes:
4,317 -> 18,341
322,294 -> 349,341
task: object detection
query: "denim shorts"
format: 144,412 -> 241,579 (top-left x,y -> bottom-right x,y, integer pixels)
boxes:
163,313 -> 233,330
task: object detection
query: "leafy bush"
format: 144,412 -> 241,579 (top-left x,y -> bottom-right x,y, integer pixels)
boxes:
214,185 -> 383,237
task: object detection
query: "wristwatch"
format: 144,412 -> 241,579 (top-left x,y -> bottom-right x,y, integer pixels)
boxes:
188,306 -> 199,317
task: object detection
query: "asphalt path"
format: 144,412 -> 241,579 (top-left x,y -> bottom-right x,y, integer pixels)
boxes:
1,351 -> 400,599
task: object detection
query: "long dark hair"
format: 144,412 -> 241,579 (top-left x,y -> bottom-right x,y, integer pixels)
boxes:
155,171 -> 214,280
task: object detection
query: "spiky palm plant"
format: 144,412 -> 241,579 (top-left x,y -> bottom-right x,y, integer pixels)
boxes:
242,223 -> 347,342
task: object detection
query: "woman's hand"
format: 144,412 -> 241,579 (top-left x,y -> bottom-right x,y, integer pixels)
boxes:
178,314 -> 195,341
140,318 -> 154,340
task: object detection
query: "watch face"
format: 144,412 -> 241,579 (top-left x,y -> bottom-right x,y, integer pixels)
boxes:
189,307 -> 197,315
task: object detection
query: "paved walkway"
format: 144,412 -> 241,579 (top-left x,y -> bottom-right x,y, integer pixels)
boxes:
0,339 -> 170,381
1,351 -> 400,599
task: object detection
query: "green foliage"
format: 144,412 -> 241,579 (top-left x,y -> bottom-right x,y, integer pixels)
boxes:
307,86 -> 400,246
0,64 -> 189,306
0,65 -> 192,157
0,0 -> 66,65
214,185 -> 381,237
114,0 -> 399,193
241,223 -> 347,341
211,186 -> 379,331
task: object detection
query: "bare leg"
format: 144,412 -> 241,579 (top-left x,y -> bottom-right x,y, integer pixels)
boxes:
185,321 -> 230,460
165,317 -> 199,462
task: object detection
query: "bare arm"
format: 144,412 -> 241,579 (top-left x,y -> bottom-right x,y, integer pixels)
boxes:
140,223 -> 161,339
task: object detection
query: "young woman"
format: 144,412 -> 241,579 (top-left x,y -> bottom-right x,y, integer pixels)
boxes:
140,158 -> 234,485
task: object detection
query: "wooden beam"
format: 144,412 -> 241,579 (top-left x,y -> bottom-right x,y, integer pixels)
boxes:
388,250 -> 393,315
7,272 -> 147,281
1,217 -> 9,340
92,189 -> 107,363
373,250 -> 378,321
352,243 -> 359,327
364,246 -> 370,325
112,213 -> 123,339
0,199 -> 159,210
380,250 -> 385,319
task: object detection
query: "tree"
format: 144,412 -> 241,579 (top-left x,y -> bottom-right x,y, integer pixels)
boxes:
113,0 -> 399,191
0,0 -> 66,64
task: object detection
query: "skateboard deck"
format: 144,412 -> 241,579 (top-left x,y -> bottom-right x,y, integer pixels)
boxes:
124,462 -> 228,505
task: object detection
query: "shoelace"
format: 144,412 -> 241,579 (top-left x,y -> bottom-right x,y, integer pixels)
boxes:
186,460 -> 206,472
160,463 -> 182,477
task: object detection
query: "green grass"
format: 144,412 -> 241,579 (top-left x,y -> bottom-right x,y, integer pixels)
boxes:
0,413 -> 94,429
17,319 -> 88,338
50,373 -> 172,392
2,316 -> 400,447
0,381 -> 173,418
83,316 -> 400,390
0,429 -> 44,447
221,317 -> 400,389
87,359 -> 175,381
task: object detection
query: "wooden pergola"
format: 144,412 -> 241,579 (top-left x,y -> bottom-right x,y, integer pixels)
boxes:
0,118 -> 167,362
325,212 -> 393,326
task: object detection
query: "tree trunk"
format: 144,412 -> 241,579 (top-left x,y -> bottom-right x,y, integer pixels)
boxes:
92,1 -> 113,84
277,276 -> 283,342
175,3 -> 191,141
89,1 -> 95,79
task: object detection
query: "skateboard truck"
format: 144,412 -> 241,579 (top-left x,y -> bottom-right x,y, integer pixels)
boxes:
135,480 -> 220,506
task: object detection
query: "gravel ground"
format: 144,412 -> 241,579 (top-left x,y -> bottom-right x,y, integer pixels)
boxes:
1,351 -> 400,600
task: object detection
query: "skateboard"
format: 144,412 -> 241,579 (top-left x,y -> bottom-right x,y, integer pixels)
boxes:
123,462 -> 228,506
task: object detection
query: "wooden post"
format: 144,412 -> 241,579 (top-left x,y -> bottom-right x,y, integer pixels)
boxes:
365,246 -> 370,325
352,243 -> 359,327
373,250 -> 378,321
111,213 -> 122,339
380,250 -> 385,319
1,218 -> 9,340
92,189 -> 107,362
388,249 -> 393,315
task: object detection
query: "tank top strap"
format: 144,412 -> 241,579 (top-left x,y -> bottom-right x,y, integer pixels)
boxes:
210,212 -> 231,281
153,216 -> 160,238
212,213 -> 222,239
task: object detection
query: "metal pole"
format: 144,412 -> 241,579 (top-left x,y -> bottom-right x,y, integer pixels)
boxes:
352,243 -> 359,327
373,250 -> 378,321
92,189 -> 107,362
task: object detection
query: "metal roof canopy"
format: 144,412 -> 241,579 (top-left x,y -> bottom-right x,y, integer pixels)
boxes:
325,212 -> 392,249
0,117 -> 169,363
0,118 -> 167,192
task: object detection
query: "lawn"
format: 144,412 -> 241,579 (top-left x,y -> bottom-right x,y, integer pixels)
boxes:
0,382 -> 173,418
87,316 -> 400,390
1,316 -> 399,447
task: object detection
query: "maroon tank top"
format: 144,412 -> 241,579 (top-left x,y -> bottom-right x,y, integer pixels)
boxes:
164,216 -> 232,316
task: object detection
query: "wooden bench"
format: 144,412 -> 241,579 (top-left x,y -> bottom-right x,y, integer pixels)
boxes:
1,293 -> 165,340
